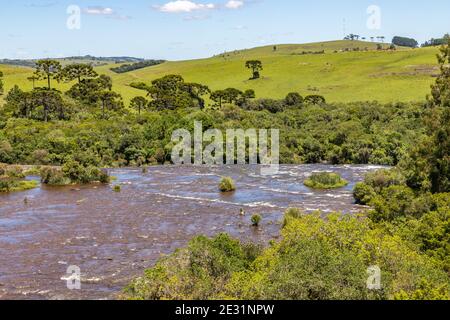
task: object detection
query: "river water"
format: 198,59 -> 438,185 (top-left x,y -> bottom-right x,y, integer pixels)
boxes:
0,164 -> 383,300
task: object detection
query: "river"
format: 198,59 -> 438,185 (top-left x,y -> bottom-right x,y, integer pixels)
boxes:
0,164 -> 384,300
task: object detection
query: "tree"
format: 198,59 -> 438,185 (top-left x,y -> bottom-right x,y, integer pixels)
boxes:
130,96 -> 148,115
403,38 -> 450,193
210,90 -> 226,109
430,37 -> 450,108
59,63 -> 98,84
0,71 -> 3,95
245,60 -> 263,80
392,36 -> 418,48
135,75 -> 199,110
183,82 -> 210,109
66,75 -> 113,104
27,76 -> 39,89
98,91 -> 122,119
30,88 -> 64,122
284,92 -> 303,106
34,59 -> 62,89
223,88 -> 243,104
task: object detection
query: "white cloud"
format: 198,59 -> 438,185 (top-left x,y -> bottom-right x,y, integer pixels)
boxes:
225,0 -> 244,9
83,7 -> 115,15
156,1 -> 215,13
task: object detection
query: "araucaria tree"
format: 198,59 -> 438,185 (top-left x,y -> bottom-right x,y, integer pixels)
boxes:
245,60 -> 263,80
130,96 -> 148,115
34,59 -> 62,89
59,63 -> 98,84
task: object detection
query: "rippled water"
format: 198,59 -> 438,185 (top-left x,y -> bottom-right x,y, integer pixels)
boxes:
0,164 -> 384,300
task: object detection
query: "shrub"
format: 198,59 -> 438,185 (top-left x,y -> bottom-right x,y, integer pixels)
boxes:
124,214 -> 449,300
284,92 -> 303,106
283,207 -> 304,227
251,214 -> 262,227
353,182 -> 376,205
304,95 -> 326,105
0,178 -> 38,193
219,177 -> 236,192
113,185 -> 121,192
40,167 -> 71,186
304,172 -> 348,189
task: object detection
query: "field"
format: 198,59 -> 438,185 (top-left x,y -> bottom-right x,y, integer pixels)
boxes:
0,40 -> 440,105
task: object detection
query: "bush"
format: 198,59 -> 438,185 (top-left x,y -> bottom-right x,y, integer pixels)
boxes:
304,172 -> 348,189
353,182 -> 376,205
283,207 -> 304,227
124,214 -> 449,300
40,167 -> 71,185
113,185 -> 121,192
219,177 -> 236,192
0,178 -> 38,193
284,92 -> 303,106
304,95 -> 326,105
251,214 -> 262,227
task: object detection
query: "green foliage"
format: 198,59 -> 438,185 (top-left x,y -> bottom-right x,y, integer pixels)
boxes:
304,95 -> 326,105
392,36 -> 418,48
251,214 -> 262,227
113,184 -> 121,192
124,233 -> 262,300
34,59 -> 62,89
245,60 -> 263,80
0,164 -> 38,193
282,207 -> 304,227
284,92 -> 303,106
40,162 -> 109,186
304,172 -> 348,189
124,214 -> 449,300
219,177 -> 236,192
58,63 -> 98,84
110,60 -> 165,74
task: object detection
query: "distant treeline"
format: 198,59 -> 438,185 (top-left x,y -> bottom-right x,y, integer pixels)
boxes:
110,60 -> 166,74
65,55 -> 144,63
0,59 -> 36,68
422,34 -> 450,47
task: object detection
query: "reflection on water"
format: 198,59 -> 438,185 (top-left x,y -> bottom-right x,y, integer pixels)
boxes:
0,164 -> 384,300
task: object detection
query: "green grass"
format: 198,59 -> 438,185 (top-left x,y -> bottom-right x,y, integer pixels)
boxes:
0,40 -> 440,105
0,179 -> 38,193
304,172 -> 349,189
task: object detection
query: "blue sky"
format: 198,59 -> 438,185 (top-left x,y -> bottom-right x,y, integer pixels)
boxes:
1,0 -> 449,60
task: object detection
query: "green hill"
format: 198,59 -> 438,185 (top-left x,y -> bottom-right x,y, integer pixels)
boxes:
0,40 -> 440,105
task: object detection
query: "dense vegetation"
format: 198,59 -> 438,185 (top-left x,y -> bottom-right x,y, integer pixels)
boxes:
1,39 -> 449,300
123,39 -> 450,300
110,60 -> 166,74
0,164 -> 38,192
392,36 -> 419,48
304,172 -> 348,189
124,213 -> 449,300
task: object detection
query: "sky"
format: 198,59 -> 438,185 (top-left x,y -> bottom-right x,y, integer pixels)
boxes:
1,0 -> 449,60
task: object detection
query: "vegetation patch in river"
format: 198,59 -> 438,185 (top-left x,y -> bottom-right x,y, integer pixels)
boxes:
0,164 -> 39,193
219,176 -> 236,193
304,172 -> 349,189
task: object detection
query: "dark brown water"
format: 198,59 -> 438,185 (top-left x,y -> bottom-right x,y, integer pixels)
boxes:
0,164 -> 384,300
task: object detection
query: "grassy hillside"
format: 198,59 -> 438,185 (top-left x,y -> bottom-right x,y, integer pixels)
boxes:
0,40 -> 440,105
